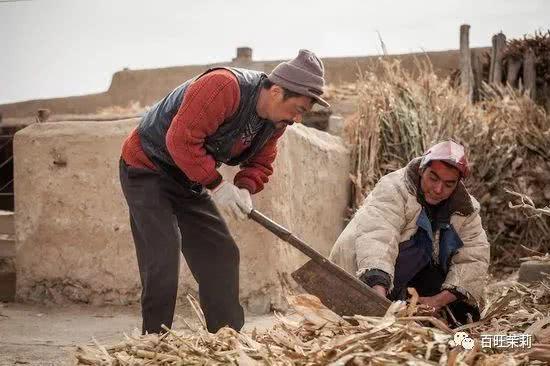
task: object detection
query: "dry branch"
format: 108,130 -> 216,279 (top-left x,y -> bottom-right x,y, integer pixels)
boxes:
506,189 -> 550,217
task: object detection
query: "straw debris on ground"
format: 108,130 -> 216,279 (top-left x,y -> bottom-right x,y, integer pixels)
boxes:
76,277 -> 550,365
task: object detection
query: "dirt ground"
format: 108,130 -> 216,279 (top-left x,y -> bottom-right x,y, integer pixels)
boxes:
0,302 -> 276,366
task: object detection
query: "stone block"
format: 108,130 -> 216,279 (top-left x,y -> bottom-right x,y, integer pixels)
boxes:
0,210 -> 14,235
0,271 -> 15,302
519,260 -> 550,283
0,235 -> 14,257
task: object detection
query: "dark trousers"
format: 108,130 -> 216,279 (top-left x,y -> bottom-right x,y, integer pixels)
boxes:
390,264 -> 480,326
119,160 -> 244,334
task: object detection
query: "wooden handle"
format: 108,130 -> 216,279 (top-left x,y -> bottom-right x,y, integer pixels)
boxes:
249,209 -> 330,265
249,209 -> 392,308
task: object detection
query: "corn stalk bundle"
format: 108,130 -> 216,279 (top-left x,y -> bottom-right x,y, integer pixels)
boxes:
503,31 -> 550,88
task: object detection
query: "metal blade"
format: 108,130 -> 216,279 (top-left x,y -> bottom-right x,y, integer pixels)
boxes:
292,259 -> 390,318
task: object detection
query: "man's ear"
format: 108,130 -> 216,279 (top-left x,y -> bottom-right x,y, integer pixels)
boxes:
270,85 -> 284,98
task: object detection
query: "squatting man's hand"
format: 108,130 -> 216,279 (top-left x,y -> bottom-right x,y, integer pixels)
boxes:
210,181 -> 253,221
372,285 -> 387,298
418,290 -> 457,313
370,285 -> 458,314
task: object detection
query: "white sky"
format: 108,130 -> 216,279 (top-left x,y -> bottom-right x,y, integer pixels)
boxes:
1,0 -> 548,103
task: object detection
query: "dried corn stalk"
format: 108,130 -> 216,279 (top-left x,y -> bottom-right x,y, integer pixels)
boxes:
76,277 -> 550,365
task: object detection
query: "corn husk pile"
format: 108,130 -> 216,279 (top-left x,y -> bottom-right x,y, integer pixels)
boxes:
346,59 -> 550,266
76,278 -> 550,365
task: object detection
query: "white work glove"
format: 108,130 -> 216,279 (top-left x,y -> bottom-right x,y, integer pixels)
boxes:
210,181 -> 253,221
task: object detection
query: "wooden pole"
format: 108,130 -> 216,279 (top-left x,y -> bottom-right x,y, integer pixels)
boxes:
471,49 -> 482,102
459,24 -> 474,102
489,35 -> 497,84
523,48 -> 537,100
490,32 -> 506,85
506,57 -> 522,88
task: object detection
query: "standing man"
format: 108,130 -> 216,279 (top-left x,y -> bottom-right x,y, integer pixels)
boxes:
330,141 -> 490,326
119,50 -> 330,334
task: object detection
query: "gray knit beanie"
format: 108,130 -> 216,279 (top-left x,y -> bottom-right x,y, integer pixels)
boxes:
268,49 -> 330,108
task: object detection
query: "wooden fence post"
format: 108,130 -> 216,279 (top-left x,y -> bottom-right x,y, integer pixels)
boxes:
489,36 -> 496,84
459,24 -> 474,102
490,32 -> 506,85
471,49 -> 482,102
506,57 -> 522,88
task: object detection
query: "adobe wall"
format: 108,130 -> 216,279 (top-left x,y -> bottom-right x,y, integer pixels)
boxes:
13,120 -> 350,312
0,48 -> 489,119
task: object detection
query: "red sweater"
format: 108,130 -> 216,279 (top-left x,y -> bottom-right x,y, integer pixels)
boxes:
121,69 -> 285,194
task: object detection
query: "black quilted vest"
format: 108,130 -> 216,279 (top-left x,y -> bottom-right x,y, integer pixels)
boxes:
137,67 -> 277,187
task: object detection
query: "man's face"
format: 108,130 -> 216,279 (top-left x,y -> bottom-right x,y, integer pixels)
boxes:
420,160 -> 460,205
268,86 -> 313,125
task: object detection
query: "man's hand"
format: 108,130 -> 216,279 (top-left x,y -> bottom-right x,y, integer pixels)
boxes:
372,285 -> 388,298
418,290 -> 457,313
358,269 -> 390,298
210,181 -> 253,221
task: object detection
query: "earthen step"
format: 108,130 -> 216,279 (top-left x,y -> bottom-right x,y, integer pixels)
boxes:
0,210 -> 14,235
0,234 -> 15,258
519,260 -> 550,283
0,271 -> 16,302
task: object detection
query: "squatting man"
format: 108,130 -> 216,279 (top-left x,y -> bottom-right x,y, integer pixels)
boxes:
330,141 -> 490,326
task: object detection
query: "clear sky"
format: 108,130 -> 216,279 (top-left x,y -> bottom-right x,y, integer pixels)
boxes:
1,0 -> 548,104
